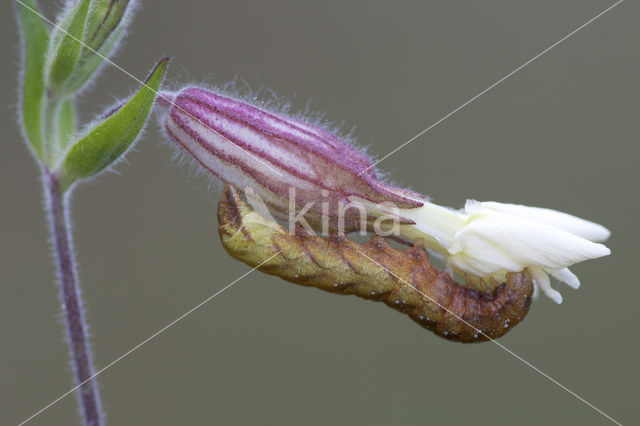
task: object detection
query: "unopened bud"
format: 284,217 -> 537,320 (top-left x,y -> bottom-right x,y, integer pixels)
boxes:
157,87 -> 424,233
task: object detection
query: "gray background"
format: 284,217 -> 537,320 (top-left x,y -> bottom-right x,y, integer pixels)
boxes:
2,1 -> 638,425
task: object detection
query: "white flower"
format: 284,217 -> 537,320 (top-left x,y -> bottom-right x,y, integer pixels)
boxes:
473,201 -> 610,242
398,200 -> 611,303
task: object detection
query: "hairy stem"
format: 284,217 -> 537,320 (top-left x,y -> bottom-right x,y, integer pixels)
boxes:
43,171 -> 103,426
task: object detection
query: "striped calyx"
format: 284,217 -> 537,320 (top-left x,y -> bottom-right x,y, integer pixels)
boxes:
158,87 -> 424,232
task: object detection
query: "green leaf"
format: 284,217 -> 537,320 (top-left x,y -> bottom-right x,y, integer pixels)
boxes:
47,0 -> 91,90
58,58 -> 170,190
58,98 -> 76,152
15,0 -> 49,160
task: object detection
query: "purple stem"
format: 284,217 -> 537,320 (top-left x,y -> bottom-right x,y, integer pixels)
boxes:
43,171 -> 103,426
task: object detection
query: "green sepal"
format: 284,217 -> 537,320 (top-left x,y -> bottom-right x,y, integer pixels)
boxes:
58,98 -> 77,153
84,0 -> 131,53
47,0 -> 91,91
56,58 -> 170,191
15,0 -> 49,160
66,1 -> 134,94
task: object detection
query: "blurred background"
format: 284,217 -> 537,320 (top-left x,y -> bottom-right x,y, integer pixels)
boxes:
2,1 -> 638,425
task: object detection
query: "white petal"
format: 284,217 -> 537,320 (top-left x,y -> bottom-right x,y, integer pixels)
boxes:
530,267 -> 563,304
460,209 -> 610,271
401,202 -> 468,249
549,267 -> 581,289
448,227 -> 524,277
477,201 -> 611,242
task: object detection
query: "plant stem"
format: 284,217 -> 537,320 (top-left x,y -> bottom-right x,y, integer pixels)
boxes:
43,170 -> 103,426
44,97 -> 60,166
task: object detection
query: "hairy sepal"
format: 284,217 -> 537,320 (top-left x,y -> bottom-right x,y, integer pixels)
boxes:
55,58 -> 169,191
65,0 -> 137,94
46,0 -> 91,92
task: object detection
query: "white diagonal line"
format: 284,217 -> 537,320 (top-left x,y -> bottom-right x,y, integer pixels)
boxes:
358,0 -> 624,177
16,251 -> 281,426
15,0 -> 285,178
354,248 -> 623,426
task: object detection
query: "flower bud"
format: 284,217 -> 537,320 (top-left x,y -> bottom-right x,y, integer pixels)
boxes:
157,86 -> 424,233
84,0 -> 131,52
46,0 -> 135,95
66,0 -> 135,94
46,0 -> 91,92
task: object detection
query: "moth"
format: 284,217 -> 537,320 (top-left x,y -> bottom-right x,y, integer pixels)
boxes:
218,185 -> 534,343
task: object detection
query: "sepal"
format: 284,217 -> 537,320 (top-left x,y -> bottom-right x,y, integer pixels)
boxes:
46,0 -> 91,92
55,58 -> 169,191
